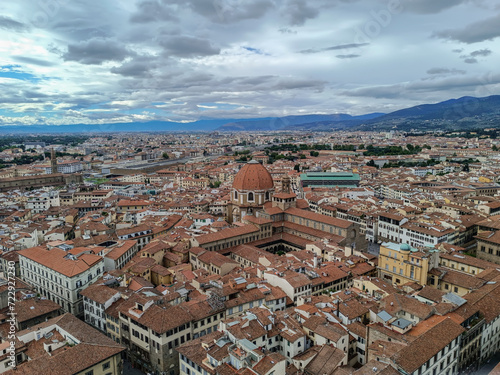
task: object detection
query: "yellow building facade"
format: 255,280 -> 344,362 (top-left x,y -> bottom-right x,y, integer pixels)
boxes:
378,242 -> 438,286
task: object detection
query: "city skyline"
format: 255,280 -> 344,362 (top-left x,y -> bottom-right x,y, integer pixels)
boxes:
1,0 -> 500,127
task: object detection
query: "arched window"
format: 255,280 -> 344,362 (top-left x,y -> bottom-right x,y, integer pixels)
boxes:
234,191 -> 238,200
248,192 -> 254,201
265,191 -> 270,200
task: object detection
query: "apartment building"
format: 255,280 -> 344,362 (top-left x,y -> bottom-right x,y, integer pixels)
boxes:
4,313 -> 124,375
391,318 -> 464,375
81,282 -> 122,332
18,246 -> 104,317
378,242 -> 439,286
117,295 -> 193,375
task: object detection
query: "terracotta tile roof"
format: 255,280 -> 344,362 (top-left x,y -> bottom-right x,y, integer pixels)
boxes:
278,221 -> 346,243
304,344 -> 345,375
232,160 -> 274,191
104,240 -> 137,261
392,318 -> 464,374
416,286 -> 446,303
176,331 -> 225,375
438,267 -> 485,290
381,294 -> 433,320
18,246 -> 103,278
196,224 -> 259,245
253,353 -> 287,375
476,230 -> 500,245
80,283 -> 120,305
9,298 -> 61,324
285,207 -> 352,229
5,342 -> 124,375
198,251 -> 238,268
346,321 -> 367,338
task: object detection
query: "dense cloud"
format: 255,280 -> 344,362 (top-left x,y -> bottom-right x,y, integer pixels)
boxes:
63,38 -> 134,65
0,15 -> 30,32
0,0 -> 499,126
158,35 -> 221,57
427,68 -> 466,75
400,0 -> 465,14
434,13 -> 500,43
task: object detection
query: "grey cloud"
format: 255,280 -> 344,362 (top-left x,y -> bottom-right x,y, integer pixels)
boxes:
159,35 -> 220,57
281,0 -> 319,26
175,0 -> 274,24
336,54 -> 360,59
237,76 -> 275,85
111,56 -> 157,77
130,0 -> 178,23
452,49 -> 463,53
23,90 -> 51,99
343,73 -> 500,98
63,38 -> 134,65
300,43 -> 369,54
342,85 -> 403,99
49,17 -> 113,41
13,56 -> 56,67
470,48 -> 492,57
278,27 -> 297,34
434,13 -> 500,43
427,68 -> 466,75
270,78 -> 325,91
457,48 -> 491,64
463,58 -> 478,64
400,0 -> 464,14
0,15 -> 30,32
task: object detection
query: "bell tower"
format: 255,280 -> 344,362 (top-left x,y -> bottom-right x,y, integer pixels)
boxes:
51,148 -> 57,174
282,175 -> 291,194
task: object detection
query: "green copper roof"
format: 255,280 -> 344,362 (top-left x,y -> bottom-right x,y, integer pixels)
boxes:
300,172 -> 360,181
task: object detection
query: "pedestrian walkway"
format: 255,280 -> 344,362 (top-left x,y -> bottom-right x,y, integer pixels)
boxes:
123,359 -> 147,375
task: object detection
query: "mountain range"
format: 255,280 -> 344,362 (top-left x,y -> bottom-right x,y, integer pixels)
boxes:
1,95 -> 499,133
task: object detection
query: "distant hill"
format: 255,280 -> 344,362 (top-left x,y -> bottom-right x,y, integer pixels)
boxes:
357,95 -> 500,131
216,113 -> 385,131
0,119 -> 237,134
0,113 -> 385,134
1,95 -> 500,133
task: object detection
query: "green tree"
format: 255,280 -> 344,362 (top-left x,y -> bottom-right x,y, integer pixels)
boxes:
294,164 -> 300,172
162,152 -> 169,159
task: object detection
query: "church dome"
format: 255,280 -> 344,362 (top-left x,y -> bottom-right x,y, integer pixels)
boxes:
400,243 -> 411,252
233,160 -> 274,191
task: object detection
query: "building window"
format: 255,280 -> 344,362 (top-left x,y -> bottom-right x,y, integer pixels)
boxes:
248,192 -> 254,201
102,362 -> 110,370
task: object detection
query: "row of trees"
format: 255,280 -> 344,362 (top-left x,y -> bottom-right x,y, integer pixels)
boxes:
1,154 -> 44,167
363,144 -> 431,156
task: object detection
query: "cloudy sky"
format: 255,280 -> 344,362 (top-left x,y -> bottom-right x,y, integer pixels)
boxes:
0,0 -> 499,126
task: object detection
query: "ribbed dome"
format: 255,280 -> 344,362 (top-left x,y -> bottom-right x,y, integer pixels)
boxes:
233,160 -> 274,191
